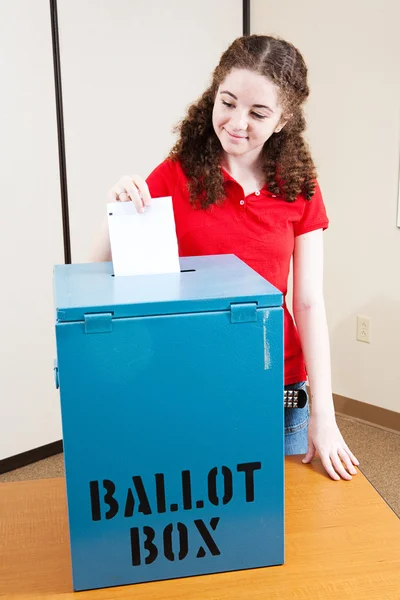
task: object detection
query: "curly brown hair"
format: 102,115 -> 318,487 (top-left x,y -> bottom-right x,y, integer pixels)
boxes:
169,35 -> 317,207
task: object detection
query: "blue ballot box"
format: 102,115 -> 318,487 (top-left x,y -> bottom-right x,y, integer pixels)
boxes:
53,254 -> 284,592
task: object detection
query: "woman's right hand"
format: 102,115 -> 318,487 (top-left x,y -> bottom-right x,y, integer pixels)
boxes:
108,175 -> 152,214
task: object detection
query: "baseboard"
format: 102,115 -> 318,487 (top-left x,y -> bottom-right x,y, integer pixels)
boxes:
333,393 -> 400,434
0,440 -> 63,475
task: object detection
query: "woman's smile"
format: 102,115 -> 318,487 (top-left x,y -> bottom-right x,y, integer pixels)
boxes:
224,129 -> 248,141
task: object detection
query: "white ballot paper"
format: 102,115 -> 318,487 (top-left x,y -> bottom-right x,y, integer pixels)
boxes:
107,197 -> 180,277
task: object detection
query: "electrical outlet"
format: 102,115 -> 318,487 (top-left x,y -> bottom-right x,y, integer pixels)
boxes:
357,315 -> 371,343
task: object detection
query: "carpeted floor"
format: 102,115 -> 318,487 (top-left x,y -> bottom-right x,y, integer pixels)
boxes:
1,415 -> 399,518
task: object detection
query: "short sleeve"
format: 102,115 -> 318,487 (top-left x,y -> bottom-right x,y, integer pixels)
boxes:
293,181 -> 329,237
146,159 -> 176,198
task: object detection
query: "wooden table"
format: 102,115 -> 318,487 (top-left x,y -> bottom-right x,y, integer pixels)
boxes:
1,456 -> 399,599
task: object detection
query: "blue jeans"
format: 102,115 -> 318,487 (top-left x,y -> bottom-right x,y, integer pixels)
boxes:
284,381 -> 310,455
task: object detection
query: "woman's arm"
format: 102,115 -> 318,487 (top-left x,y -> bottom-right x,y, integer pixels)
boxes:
293,229 -> 359,480
292,229 -> 334,418
90,216 -> 112,262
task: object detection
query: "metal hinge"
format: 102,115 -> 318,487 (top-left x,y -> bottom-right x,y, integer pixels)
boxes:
230,302 -> 257,324
84,312 -> 113,334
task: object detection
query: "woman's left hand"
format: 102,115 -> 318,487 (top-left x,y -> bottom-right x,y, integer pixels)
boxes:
302,414 -> 360,480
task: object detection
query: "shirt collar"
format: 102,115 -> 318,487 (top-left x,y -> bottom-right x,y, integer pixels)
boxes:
221,166 -> 268,194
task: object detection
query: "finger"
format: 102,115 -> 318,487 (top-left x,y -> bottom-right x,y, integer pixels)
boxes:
132,174 -> 152,206
108,189 -> 119,203
124,181 -> 145,213
113,177 -> 138,207
118,191 -> 130,202
302,441 -> 316,464
319,452 -> 341,481
111,185 -> 129,202
338,448 -> 358,475
330,451 -> 352,481
343,444 -> 360,466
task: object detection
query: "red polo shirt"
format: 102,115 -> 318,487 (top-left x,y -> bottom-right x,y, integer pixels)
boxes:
146,159 -> 329,385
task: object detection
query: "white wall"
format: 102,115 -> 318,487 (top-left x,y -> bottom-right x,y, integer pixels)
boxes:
57,0 -> 243,263
252,0 -> 400,412
0,0 -> 64,459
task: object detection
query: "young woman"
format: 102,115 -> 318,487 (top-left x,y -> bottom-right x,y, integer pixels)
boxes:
92,35 -> 359,481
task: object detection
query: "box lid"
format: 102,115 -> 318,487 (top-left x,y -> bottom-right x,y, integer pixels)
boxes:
54,254 -> 283,322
